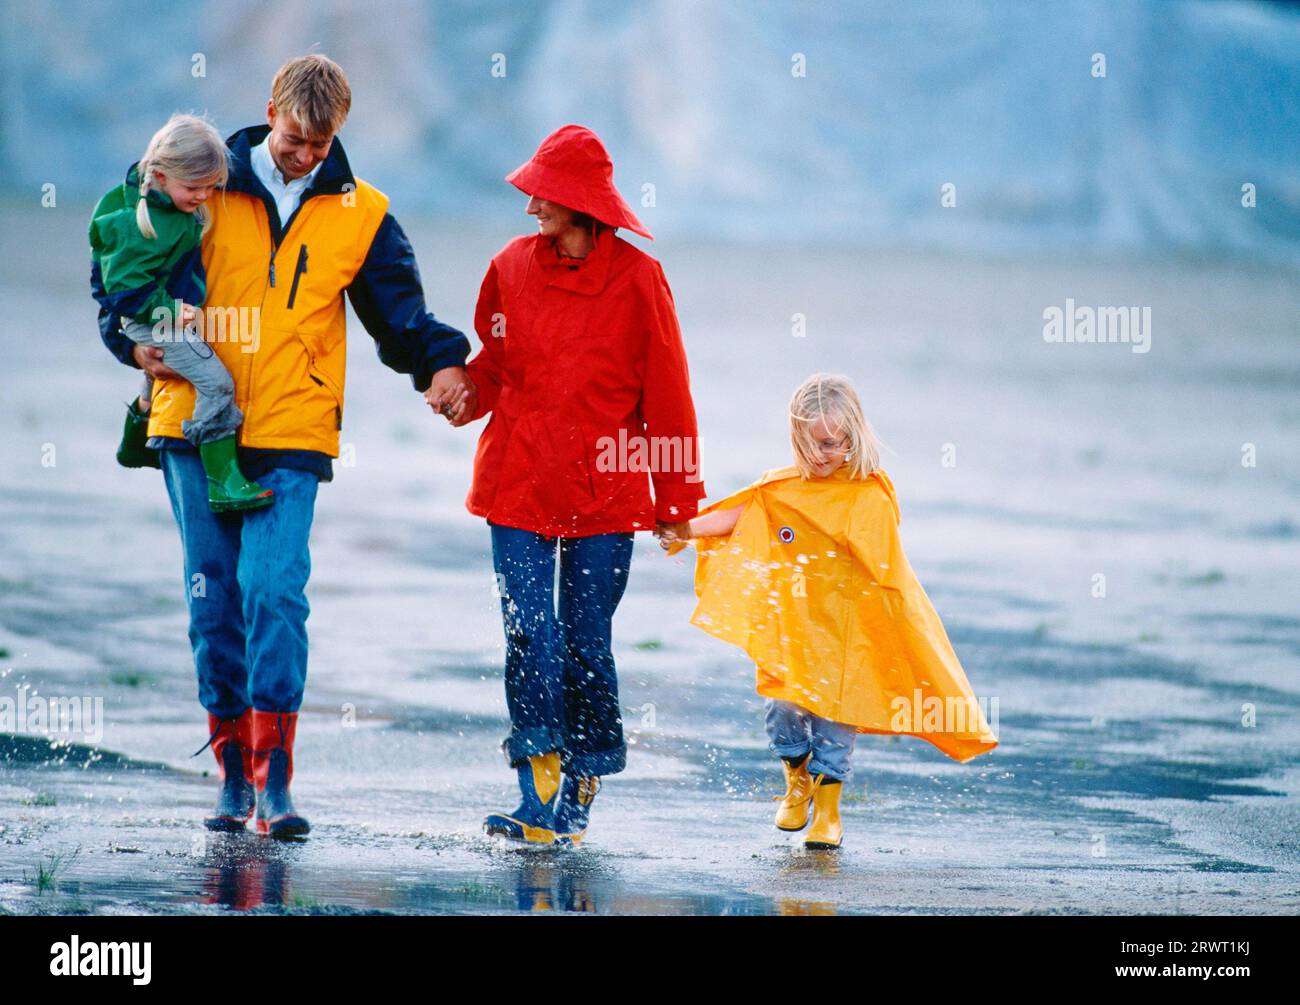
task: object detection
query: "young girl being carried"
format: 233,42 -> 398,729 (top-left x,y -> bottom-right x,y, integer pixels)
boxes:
90,113 -> 272,512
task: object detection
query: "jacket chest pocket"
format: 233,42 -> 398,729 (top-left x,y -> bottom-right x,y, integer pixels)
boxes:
275,233 -> 357,320
552,298 -> 635,385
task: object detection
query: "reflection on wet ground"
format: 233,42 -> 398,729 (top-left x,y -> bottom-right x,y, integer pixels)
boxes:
0,745 -> 844,915
2,680 -> 1297,916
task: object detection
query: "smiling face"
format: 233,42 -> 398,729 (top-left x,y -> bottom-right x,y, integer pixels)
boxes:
526,196 -> 581,238
265,100 -> 333,180
152,171 -> 220,213
806,413 -> 853,477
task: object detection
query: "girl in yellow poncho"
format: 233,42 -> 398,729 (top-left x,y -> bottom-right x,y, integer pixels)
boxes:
656,373 -> 998,849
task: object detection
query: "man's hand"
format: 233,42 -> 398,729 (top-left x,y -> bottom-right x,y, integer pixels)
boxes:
132,344 -> 182,381
425,367 -> 478,427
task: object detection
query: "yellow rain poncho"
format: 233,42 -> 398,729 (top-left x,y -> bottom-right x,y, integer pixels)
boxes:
672,464 -> 998,763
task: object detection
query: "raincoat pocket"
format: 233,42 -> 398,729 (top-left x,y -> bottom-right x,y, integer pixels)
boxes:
295,329 -> 345,429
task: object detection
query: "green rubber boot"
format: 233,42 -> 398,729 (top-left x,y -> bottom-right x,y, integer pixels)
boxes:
116,399 -> 161,469
198,436 -> 274,513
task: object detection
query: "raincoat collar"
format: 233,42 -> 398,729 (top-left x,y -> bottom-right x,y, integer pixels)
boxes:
224,124 -> 356,196
222,124 -> 358,237
532,227 -> 614,295
759,464 -> 901,521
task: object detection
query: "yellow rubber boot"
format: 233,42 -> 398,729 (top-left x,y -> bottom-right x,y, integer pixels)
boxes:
804,775 -> 844,849
774,753 -> 814,831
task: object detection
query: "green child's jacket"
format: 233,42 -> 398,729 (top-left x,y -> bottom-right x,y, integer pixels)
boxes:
88,163 -> 206,326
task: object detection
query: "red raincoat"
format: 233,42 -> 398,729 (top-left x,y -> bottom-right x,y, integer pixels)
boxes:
464,125 -> 704,536
464,229 -> 705,536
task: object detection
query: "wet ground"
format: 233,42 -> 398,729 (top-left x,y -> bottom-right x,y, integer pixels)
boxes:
1,203 -> 1297,914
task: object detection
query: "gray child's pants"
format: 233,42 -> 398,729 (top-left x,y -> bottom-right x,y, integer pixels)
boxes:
122,317 -> 242,444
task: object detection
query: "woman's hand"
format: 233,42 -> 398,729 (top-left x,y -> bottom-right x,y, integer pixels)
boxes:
654,520 -> 692,551
425,367 -> 478,426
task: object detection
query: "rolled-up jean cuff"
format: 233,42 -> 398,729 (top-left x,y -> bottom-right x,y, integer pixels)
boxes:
563,745 -> 626,778
769,739 -> 812,761
504,726 -> 563,767
808,756 -> 851,783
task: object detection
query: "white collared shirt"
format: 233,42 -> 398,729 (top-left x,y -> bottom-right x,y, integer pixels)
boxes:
250,137 -> 323,229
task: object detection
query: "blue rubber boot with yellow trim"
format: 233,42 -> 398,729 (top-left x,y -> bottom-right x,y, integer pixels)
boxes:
484,752 -> 561,845
553,774 -> 601,847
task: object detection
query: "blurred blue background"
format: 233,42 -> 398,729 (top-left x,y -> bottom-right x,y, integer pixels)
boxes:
3,0 -> 1298,259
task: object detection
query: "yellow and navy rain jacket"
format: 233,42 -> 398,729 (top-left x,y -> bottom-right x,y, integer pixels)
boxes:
96,125 -> 469,480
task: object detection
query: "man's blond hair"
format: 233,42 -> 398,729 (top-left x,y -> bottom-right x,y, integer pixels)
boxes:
271,54 -> 351,138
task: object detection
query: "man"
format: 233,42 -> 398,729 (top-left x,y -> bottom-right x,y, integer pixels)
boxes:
97,54 -> 474,837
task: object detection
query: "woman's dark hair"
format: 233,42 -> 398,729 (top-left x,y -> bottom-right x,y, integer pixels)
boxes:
571,211 -> 612,234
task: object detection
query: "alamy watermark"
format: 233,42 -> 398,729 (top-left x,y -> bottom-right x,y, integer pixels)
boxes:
1042,298 -> 1151,354
144,300 -> 261,354
889,689 -> 999,737
0,685 -> 104,744
594,429 -> 702,482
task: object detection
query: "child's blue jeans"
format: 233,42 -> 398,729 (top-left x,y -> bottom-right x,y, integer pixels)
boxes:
489,522 -> 634,778
764,698 -> 858,782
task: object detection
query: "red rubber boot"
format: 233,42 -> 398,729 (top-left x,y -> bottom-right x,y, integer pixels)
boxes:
203,710 -> 256,832
250,710 -> 311,840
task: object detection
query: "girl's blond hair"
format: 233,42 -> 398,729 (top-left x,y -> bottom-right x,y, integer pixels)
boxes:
788,372 -> 882,480
135,114 -> 228,239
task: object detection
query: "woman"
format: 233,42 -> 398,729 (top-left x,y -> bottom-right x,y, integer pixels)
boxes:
437,124 -> 705,846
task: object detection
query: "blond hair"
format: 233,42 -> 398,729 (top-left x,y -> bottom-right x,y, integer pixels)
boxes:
788,373 -> 882,480
271,54 -> 351,138
135,114 -> 228,239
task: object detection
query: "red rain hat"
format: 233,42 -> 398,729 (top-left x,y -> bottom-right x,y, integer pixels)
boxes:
505,124 -> 653,240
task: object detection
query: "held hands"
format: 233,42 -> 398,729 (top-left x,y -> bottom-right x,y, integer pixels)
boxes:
654,520 -> 693,552
425,366 -> 478,427
655,504 -> 742,552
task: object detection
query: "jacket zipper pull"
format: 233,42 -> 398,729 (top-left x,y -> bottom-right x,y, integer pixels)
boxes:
287,244 -> 309,309
269,253 -> 276,288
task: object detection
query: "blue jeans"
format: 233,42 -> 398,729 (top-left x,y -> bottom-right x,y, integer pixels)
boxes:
764,698 -> 858,782
489,522 -> 634,777
161,448 -> 318,715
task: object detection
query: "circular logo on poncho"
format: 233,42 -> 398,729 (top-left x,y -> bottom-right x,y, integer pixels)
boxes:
778,526 -> 795,543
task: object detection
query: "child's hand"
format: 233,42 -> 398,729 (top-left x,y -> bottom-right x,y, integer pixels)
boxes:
654,521 -> 692,552
179,304 -> 198,325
